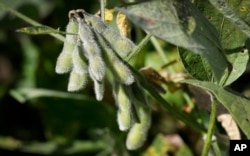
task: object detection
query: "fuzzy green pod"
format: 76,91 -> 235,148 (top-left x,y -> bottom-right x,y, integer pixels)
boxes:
83,12 -> 135,58
93,79 -> 104,101
67,68 -> 88,92
72,41 -> 88,74
55,17 -> 78,74
126,102 -> 151,150
89,70 -> 104,101
77,17 -> 105,81
94,32 -> 134,85
113,84 -> 133,131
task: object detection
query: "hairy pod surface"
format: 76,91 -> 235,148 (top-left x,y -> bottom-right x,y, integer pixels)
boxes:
67,69 -> 88,92
83,13 -> 135,58
72,41 -> 88,74
93,79 -> 104,101
113,84 -> 133,131
77,17 -> 105,81
88,56 -> 105,82
126,102 -> 151,150
55,17 -> 78,74
55,49 -> 73,74
94,32 -> 134,85
89,70 -> 104,101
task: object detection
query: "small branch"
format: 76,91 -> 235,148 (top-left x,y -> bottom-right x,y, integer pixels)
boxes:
126,33 -> 152,61
202,97 -> 218,156
100,0 -> 106,22
0,2 -> 65,42
150,36 -> 175,72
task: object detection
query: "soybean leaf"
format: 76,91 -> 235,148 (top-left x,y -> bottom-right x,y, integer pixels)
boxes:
182,79 -> 250,138
226,50 -> 249,85
179,48 -> 213,82
120,0 -> 229,83
195,0 -> 250,85
209,0 -> 250,38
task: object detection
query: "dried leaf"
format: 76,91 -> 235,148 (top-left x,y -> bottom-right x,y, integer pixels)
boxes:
140,67 -> 167,93
217,114 -> 241,139
95,9 -> 114,23
116,11 -> 131,37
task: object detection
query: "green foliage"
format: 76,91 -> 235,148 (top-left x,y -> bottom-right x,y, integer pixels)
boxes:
120,0 -> 229,84
182,79 -> 250,138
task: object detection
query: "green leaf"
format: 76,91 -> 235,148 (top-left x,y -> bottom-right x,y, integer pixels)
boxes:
209,0 -> 250,38
182,79 -> 250,138
179,48 -> 213,81
195,0 -> 250,85
120,0 -> 229,83
225,50 -> 249,85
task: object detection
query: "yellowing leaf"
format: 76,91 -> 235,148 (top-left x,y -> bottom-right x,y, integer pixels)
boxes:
95,9 -> 114,23
116,12 -> 131,37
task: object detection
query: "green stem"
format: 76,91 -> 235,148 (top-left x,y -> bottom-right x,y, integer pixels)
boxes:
150,36 -> 175,72
126,33 -> 152,61
150,36 -> 168,64
202,97 -> 218,156
100,0 -> 106,22
0,2 -> 65,42
212,141 -> 222,156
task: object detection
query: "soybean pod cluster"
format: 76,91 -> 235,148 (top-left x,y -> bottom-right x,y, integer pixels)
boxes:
55,9 -> 151,150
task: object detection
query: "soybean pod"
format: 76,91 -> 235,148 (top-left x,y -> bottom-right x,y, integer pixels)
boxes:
113,83 -> 134,131
94,31 -> 134,85
126,101 -> 151,150
55,12 -> 78,74
76,16 -> 105,82
78,10 -> 135,58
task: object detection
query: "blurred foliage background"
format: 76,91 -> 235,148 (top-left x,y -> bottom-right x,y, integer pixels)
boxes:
0,0 -> 250,156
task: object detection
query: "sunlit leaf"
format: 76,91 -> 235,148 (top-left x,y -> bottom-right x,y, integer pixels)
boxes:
225,50 -> 249,85
182,79 -> 250,138
120,0 -> 229,83
209,0 -> 250,38
195,0 -> 250,85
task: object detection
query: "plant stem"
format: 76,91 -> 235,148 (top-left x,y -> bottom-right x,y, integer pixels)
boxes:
0,2 -> 65,42
126,33 -> 152,61
150,36 -> 175,72
212,141 -> 222,156
202,97 -> 218,156
100,0 -> 106,22
150,36 -> 168,64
